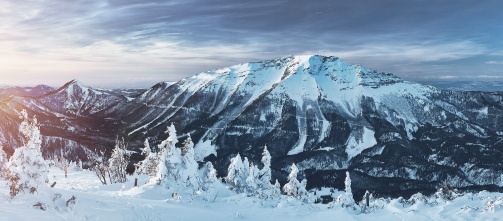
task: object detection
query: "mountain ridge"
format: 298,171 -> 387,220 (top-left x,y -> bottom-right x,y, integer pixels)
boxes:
118,55 -> 502,197
1,55 -> 502,198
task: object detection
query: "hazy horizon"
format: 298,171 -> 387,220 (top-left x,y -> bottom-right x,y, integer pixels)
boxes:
3,76 -> 503,92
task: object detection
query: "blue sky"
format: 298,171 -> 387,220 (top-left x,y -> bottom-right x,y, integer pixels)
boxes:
1,0 -> 502,88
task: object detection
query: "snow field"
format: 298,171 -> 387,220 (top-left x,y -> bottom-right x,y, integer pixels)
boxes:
2,167 -> 503,221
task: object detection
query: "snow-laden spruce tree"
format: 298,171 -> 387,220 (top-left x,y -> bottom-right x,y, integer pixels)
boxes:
0,143 -> 7,178
225,153 -> 247,193
283,163 -> 306,198
108,138 -> 130,183
246,163 -> 259,194
337,171 -> 355,206
135,138 -> 152,174
180,133 -> 199,188
345,171 -> 353,200
258,145 -> 272,188
142,138 -> 152,156
242,157 -> 250,181
5,110 -> 49,197
283,163 -> 300,196
272,179 -> 282,199
256,145 -> 282,200
136,138 -> 158,176
154,123 -> 182,186
299,179 -> 307,196
199,161 -> 218,191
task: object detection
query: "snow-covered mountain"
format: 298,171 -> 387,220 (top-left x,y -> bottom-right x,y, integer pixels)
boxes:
37,80 -> 129,117
1,55 -> 502,198
122,55 -> 503,197
0,84 -> 54,101
0,80 -> 137,160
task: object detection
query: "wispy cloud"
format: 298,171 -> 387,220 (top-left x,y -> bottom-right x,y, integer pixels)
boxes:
486,61 -> 503,65
335,41 -> 486,63
437,76 -> 458,80
1,0 -> 502,87
421,75 -> 503,80
476,75 -> 503,79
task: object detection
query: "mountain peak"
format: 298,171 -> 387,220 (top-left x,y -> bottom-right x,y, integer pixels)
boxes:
270,55 -> 402,84
37,79 -> 92,100
185,55 -> 404,99
59,79 -> 91,92
66,79 -> 86,88
292,54 -> 338,61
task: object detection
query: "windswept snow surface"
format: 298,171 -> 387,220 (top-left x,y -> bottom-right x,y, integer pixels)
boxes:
1,168 -> 503,221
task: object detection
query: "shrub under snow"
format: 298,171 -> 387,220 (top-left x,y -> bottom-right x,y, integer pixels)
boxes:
108,138 -> 130,183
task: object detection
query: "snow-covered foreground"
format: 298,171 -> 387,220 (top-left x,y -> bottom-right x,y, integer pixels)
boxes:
1,168 -> 503,221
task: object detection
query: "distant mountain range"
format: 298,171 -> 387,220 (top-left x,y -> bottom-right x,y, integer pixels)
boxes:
0,84 -> 55,100
1,55 -> 502,198
417,80 -> 503,92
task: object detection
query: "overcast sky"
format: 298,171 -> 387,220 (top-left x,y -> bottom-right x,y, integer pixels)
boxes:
1,0 -> 502,88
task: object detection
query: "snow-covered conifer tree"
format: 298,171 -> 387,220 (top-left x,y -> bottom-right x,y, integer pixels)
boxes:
345,171 -> 353,200
225,153 -> 246,193
258,145 -> 272,188
145,138 -> 161,176
154,123 -> 182,185
5,110 -> 49,197
142,138 -> 152,156
0,143 -> 7,178
242,157 -> 250,181
272,179 -> 282,199
137,138 -> 156,175
199,161 -> 218,191
108,138 -> 130,183
283,163 -> 302,197
181,133 -> 192,156
299,179 -> 307,197
180,133 -> 199,188
256,145 -> 279,200
337,171 -> 355,206
246,163 -> 259,194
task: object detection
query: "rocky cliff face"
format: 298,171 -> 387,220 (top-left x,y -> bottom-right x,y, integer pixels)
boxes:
1,55 -> 502,197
